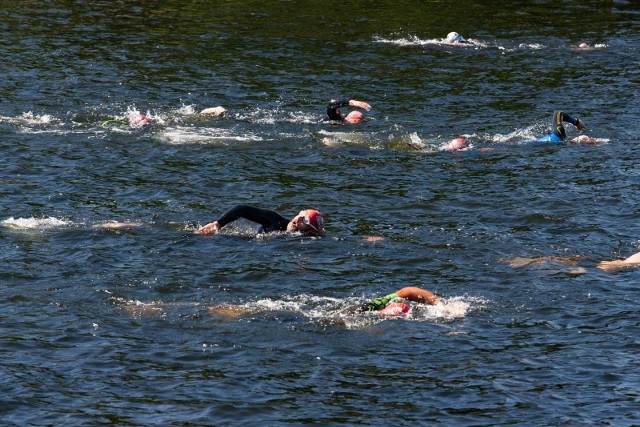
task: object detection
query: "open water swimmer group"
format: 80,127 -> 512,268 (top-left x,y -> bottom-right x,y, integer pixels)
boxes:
2,2 -> 639,426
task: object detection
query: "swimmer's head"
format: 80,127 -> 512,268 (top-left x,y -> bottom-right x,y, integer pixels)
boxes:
443,137 -> 469,152
571,135 -> 596,145
446,32 -> 466,43
288,209 -> 325,235
129,113 -> 151,127
344,110 -> 364,124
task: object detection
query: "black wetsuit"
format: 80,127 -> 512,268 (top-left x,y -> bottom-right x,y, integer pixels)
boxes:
216,204 -> 289,233
326,99 -> 350,121
550,110 -> 579,141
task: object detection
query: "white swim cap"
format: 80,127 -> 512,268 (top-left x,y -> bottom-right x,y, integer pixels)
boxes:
446,32 -> 466,43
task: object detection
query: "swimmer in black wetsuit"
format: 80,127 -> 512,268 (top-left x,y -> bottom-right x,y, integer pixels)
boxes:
327,98 -> 371,123
196,204 -> 325,236
528,110 -> 594,144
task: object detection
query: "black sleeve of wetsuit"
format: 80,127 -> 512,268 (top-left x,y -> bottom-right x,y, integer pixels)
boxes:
326,98 -> 350,121
551,111 -> 578,140
216,205 -> 290,232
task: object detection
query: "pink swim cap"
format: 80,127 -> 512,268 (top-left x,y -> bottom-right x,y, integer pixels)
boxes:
130,114 -> 151,126
344,111 -> 364,123
379,302 -> 411,316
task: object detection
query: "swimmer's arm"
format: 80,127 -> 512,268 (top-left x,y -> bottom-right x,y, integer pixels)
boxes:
560,112 -> 586,131
196,204 -> 252,235
196,205 -> 287,235
395,287 -> 439,305
196,221 -> 221,235
348,100 -> 371,111
327,99 -> 371,111
327,99 -> 351,110
624,252 -> 640,264
597,251 -> 640,271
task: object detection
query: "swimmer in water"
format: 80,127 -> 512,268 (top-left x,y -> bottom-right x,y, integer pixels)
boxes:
441,32 -> 484,47
196,204 -> 325,236
101,112 -> 152,128
445,32 -> 468,44
441,137 -> 470,152
326,98 -> 371,124
505,248 -> 640,274
524,111 -> 595,145
206,286 -> 440,319
340,286 -> 439,316
571,42 -> 607,51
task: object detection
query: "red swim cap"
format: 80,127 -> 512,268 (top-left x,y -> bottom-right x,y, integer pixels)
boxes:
302,209 -> 324,232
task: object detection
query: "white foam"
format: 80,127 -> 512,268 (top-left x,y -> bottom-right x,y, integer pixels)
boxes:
410,296 -> 476,320
2,216 -> 72,230
373,34 -> 438,47
172,104 -> 198,115
0,111 -> 59,126
518,43 -> 545,50
284,111 -> 318,124
20,111 -> 55,124
156,126 -> 263,145
373,35 -> 489,49
408,132 -> 428,149
490,126 -> 540,143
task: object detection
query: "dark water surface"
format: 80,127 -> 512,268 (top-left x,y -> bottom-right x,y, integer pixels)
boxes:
2,1 -> 640,425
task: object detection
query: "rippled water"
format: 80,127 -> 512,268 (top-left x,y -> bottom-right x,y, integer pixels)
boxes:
2,1 -> 640,425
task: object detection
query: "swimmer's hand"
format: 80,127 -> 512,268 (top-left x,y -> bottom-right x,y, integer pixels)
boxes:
575,118 -> 586,131
196,221 -> 221,235
348,100 -> 371,111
